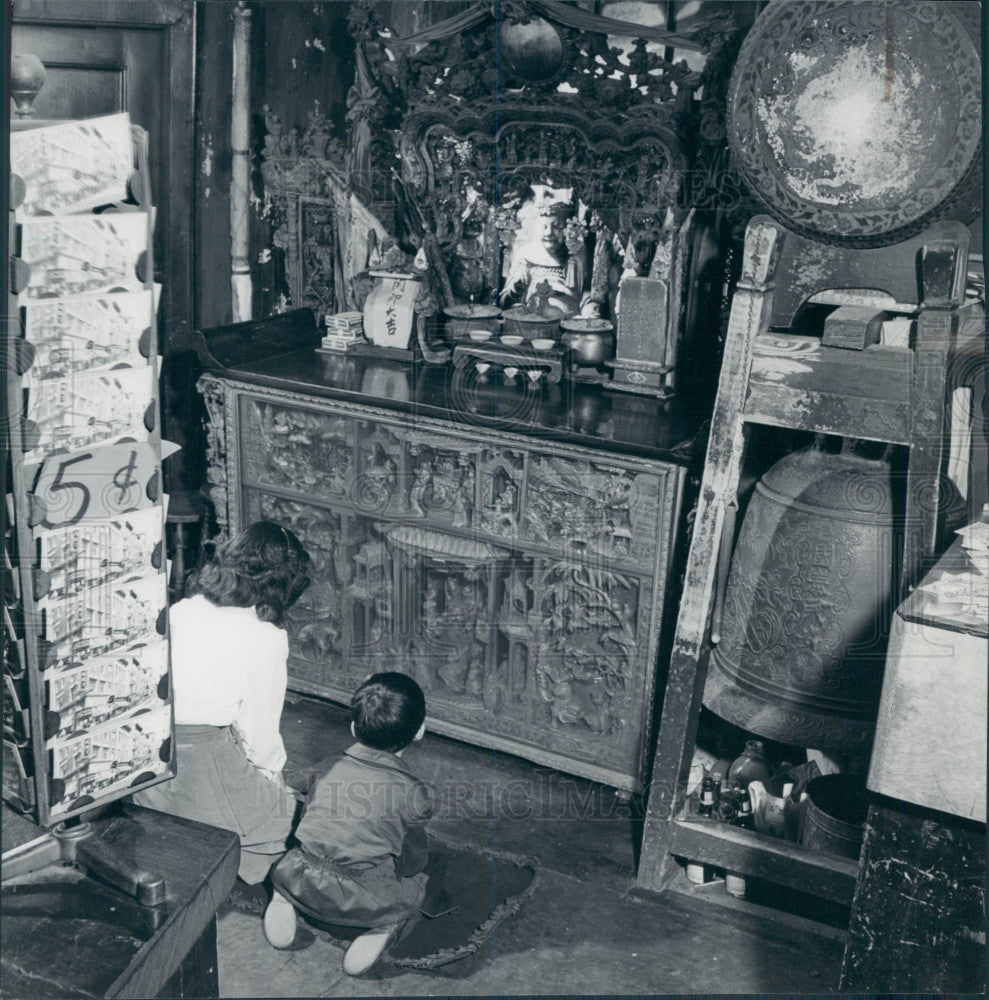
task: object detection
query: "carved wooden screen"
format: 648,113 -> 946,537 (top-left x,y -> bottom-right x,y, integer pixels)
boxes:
343,0 -> 750,389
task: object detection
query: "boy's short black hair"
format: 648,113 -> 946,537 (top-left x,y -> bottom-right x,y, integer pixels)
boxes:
351,672 -> 426,753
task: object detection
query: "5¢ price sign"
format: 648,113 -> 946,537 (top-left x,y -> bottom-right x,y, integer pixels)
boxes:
30,442 -> 161,530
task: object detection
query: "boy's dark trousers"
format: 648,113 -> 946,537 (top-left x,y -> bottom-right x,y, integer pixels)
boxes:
397,828 -> 454,918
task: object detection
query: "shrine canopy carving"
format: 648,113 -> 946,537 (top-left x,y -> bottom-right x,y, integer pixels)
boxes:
348,0 -> 744,317
400,108 -> 685,313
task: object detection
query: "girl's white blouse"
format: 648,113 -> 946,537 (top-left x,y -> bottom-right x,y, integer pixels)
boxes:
168,594 -> 288,775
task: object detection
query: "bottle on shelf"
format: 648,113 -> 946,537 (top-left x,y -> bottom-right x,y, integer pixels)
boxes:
723,785 -> 755,899
715,781 -> 740,823
727,738 -> 771,788
697,774 -> 716,817
734,784 -> 755,830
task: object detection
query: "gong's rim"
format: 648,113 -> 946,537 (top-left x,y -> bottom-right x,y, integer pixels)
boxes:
727,0 -> 982,247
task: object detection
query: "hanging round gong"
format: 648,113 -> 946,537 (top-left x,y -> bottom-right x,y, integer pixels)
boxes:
727,0 -> 982,246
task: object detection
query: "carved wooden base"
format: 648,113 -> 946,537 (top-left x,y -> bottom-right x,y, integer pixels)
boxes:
606,360 -> 675,397
453,342 -> 567,383
200,376 -> 686,790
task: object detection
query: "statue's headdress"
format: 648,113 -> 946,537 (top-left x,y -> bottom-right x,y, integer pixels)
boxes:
529,184 -> 574,220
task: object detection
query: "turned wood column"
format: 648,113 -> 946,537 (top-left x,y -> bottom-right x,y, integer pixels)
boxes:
231,1 -> 252,321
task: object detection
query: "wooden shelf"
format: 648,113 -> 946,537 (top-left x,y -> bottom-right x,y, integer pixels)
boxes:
747,334 -> 913,444
636,215 -> 972,909
670,813 -> 858,906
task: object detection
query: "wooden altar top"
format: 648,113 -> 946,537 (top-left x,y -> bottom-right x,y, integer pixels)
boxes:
192,309 -> 705,466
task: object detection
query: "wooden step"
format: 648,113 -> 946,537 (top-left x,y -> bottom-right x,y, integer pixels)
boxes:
670,812 -> 858,906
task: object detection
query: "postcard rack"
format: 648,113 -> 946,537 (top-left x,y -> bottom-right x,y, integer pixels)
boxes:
3,114 -> 175,827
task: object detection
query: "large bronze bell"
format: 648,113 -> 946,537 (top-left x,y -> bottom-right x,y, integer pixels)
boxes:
704,439 -> 897,752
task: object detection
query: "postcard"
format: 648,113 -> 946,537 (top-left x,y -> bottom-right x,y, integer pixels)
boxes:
45,642 -> 169,738
37,505 -> 164,601
24,365 -> 153,462
22,290 -> 154,379
39,570 -> 167,671
17,213 -> 149,300
49,703 -> 171,812
10,113 -> 135,217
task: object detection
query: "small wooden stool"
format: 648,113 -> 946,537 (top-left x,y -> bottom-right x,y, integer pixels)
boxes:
166,490 -> 208,601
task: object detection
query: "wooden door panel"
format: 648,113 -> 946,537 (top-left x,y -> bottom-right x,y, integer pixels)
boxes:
15,63 -> 124,120
12,24 -> 164,135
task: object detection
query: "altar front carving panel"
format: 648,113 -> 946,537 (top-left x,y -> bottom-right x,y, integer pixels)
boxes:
201,376 -> 685,790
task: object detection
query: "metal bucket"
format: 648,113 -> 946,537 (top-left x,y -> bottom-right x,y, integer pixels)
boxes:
800,773 -> 868,859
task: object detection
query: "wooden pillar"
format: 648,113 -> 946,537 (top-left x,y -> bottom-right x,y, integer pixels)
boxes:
231,1 -> 252,321
635,220 -> 782,891
903,239 -> 965,588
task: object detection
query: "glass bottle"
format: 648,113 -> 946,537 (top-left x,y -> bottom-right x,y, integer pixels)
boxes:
734,785 -> 755,830
724,787 -> 754,899
728,739 -> 771,788
698,775 -> 716,817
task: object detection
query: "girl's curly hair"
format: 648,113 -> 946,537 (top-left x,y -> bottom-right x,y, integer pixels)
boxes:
185,520 -> 310,624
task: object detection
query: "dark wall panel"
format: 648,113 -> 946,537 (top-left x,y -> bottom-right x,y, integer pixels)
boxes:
249,1 -> 355,319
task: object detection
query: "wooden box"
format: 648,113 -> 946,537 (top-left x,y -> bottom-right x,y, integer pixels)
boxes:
868,536 -> 987,822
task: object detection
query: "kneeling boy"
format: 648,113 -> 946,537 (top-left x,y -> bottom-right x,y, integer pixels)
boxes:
264,672 -> 439,975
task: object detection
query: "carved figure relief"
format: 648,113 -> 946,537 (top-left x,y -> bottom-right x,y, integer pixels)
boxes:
356,424 -> 402,512
259,103 -> 349,319
524,455 -> 642,561
249,401 -> 353,497
498,565 -> 535,639
298,197 -> 337,316
406,442 -> 475,526
407,562 -> 491,703
197,374 -> 229,535
478,451 -> 524,535
206,383 -> 683,789
350,532 -> 394,660
533,560 -> 640,736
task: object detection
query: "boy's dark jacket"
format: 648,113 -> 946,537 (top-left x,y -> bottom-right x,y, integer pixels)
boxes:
270,742 -> 433,927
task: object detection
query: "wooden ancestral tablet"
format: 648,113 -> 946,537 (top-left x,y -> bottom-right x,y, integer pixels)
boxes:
610,276 -> 670,394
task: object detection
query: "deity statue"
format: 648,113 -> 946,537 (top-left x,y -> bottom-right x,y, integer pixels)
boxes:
449,191 -> 493,304
500,185 -> 590,319
408,465 -> 431,518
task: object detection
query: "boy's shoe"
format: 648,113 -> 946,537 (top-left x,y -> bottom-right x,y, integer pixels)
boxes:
342,920 -> 404,976
263,890 -> 298,949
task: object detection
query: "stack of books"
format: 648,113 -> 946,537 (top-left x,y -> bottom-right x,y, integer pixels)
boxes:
321,312 -> 364,352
